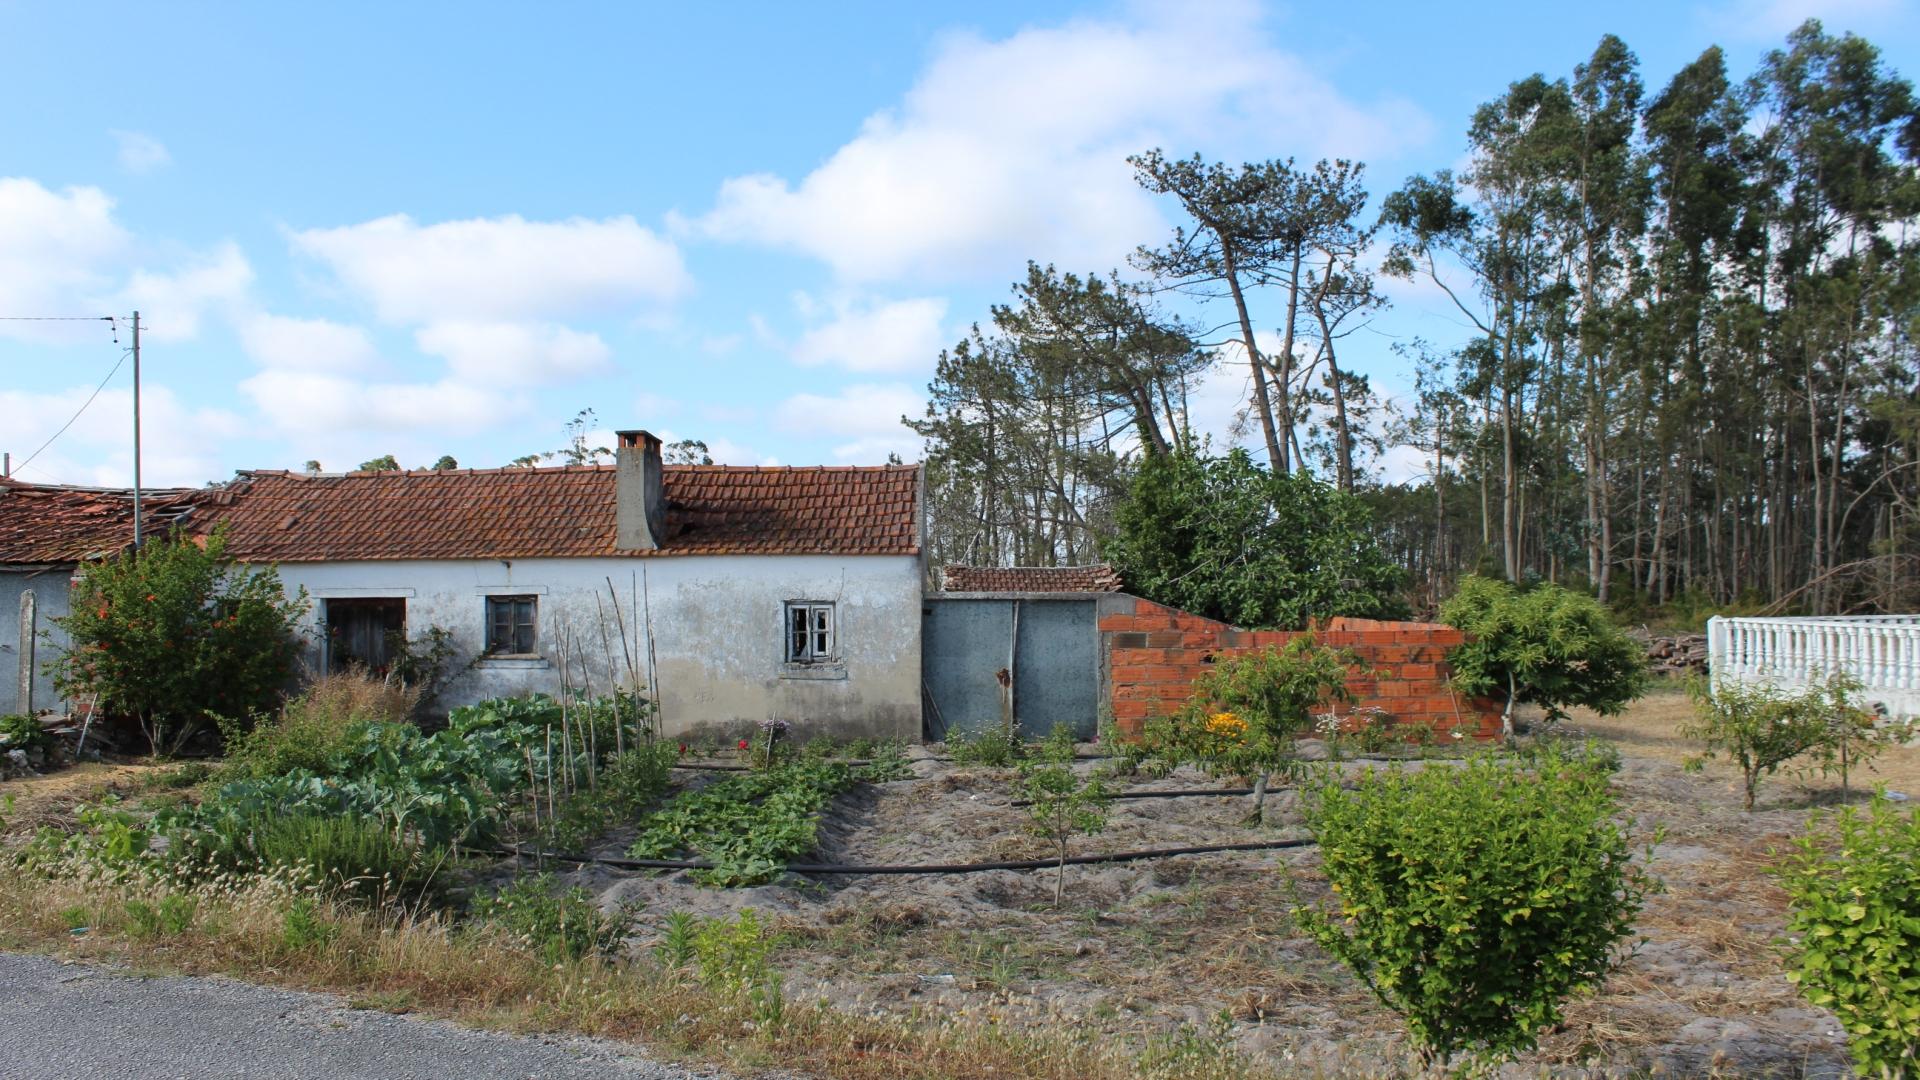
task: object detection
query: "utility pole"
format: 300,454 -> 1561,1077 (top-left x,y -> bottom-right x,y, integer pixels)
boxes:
131,310 -> 142,546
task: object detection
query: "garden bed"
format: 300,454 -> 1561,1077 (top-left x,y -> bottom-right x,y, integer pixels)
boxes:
529,697 -> 1895,1078
5,688 -> 1908,1078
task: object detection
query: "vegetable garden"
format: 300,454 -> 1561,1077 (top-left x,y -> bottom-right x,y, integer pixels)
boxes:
4,583 -> 1919,1078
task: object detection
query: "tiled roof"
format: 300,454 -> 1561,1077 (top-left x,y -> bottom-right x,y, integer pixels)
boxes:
941,564 -> 1124,593
0,480 -> 203,565
201,465 -> 921,561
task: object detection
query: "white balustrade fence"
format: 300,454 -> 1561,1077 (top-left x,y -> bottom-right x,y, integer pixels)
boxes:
1707,615 -> 1920,721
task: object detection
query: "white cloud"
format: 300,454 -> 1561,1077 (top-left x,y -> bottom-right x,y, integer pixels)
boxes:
290,212 -> 690,324
697,0 -> 1427,282
121,242 -> 253,342
414,321 -> 612,386
238,370 -> 518,436
0,178 -> 128,341
238,312 -> 381,374
0,383 -> 242,488
775,382 -> 926,462
111,130 -> 172,174
791,294 -> 948,373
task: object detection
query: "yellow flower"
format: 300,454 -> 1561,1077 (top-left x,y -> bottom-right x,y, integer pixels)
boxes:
1205,711 -> 1247,737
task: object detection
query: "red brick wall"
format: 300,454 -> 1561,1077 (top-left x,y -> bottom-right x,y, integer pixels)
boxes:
1100,597 -> 1501,740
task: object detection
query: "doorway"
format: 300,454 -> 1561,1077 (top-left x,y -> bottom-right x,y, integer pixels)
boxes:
324,597 -> 406,675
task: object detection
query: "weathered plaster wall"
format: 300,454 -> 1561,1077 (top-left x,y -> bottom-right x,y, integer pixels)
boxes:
269,555 -> 923,742
0,568 -> 74,716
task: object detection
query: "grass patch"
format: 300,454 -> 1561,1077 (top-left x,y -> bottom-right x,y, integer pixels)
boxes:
0,865 -> 1281,1080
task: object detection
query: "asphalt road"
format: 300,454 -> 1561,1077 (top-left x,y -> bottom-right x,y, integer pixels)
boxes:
0,952 -> 720,1080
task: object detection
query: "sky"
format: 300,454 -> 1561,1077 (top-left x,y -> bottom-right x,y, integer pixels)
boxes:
2,0 -> 1916,488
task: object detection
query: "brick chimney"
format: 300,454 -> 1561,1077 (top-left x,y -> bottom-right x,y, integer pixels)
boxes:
614,430 -> 666,550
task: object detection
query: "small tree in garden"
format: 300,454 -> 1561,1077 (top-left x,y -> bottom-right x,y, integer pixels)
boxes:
1294,747 -> 1652,1072
1681,673 -> 1881,811
51,526 -> 308,756
1136,635 -> 1355,825
1775,794 -> 1920,1077
1018,728 -> 1110,907
1440,575 -> 1648,741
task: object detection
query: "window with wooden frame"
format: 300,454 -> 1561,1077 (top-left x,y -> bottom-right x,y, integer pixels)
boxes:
485,595 -> 538,655
785,601 -> 835,663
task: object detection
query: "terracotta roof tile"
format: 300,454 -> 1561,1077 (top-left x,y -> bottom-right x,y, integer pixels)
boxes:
0,480 -> 203,564
202,465 -> 921,561
940,564 -> 1123,593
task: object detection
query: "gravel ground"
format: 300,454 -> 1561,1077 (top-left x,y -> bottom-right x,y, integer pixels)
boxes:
0,952 -> 723,1080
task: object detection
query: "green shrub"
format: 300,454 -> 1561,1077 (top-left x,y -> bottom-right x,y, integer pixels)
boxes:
1295,748 -> 1652,1071
655,910 -> 699,969
50,525 -> 309,756
250,812 -> 446,905
1681,674 -> 1876,811
471,873 -> 634,963
1441,575 -> 1649,740
694,909 -> 784,1023
1775,794 -> 1920,1076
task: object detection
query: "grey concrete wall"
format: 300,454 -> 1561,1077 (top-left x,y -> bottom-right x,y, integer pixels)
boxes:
270,555 -> 923,742
0,568 -> 74,716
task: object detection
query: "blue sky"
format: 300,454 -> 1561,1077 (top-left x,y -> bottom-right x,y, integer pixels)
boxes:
2,0 -> 1916,487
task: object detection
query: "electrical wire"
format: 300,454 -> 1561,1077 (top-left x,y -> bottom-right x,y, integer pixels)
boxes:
10,346 -> 132,476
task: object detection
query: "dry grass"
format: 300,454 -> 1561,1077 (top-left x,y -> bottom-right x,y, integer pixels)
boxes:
0,860 -> 1292,1080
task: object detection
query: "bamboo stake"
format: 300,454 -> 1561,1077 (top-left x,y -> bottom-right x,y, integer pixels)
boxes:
545,726 -> 557,822
594,593 -> 624,757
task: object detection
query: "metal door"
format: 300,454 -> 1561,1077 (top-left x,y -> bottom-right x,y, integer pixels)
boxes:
922,597 -> 1097,741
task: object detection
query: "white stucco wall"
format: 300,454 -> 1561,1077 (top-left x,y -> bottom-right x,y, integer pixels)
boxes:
269,555 -> 924,742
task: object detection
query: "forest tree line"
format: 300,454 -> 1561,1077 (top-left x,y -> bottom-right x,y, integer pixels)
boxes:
911,21 -> 1920,618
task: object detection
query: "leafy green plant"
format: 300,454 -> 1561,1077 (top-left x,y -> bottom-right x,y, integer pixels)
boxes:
0,713 -> 51,755
627,759 -> 868,886
654,910 -> 699,969
1682,675 -> 1864,810
1136,635 -> 1356,824
50,525 -> 310,756
1775,793 -> 1920,1077
471,873 -> 635,963
1441,575 -> 1649,741
1294,747 -> 1652,1071
1018,734 -> 1111,907
694,909 -> 784,1024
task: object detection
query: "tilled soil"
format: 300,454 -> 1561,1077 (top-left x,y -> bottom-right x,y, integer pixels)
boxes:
545,714 -> 1911,1078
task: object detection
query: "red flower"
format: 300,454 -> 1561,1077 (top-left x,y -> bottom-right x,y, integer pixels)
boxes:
678,743 -> 688,755
738,739 -> 750,751
146,594 -> 156,602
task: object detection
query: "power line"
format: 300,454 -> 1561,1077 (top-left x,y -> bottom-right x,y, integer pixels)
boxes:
10,346 -> 133,477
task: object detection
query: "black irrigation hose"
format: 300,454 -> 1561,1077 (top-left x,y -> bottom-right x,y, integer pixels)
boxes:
1008,787 -> 1257,807
485,837 -> 1315,876
672,760 -> 881,772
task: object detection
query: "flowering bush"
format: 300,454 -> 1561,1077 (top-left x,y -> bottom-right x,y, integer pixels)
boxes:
1134,635 -> 1357,823
51,526 -> 308,756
